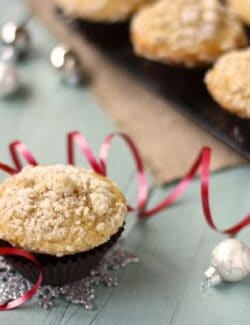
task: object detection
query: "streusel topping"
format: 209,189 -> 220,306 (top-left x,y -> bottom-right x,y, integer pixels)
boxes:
0,165 -> 127,256
131,0 -> 247,66
228,0 -> 250,25
205,49 -> 250,118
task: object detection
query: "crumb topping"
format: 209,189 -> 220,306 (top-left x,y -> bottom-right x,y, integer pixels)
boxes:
205,49 -> 250,118
131,0 -> 247,66
0,165 -> 127,256
228,0 -> 250,25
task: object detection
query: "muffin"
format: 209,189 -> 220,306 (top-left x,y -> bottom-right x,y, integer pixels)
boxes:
54,0 -> 155,23
205,48 -> 250,118
228,0 -> 250,25
131,0 -> 247,67
0,165 -> 127,285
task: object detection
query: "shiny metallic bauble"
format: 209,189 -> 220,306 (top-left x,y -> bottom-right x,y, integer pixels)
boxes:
50,45 -> 83,86
210,238 -> 250,282
0,61 -> 20,97
1,21 -> 30,58
202,238 -> 250,290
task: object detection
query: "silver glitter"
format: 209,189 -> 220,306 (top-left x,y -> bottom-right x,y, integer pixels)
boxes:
37,286 -> 60,309
0,259 -> 31,305
0,247 -> 139,311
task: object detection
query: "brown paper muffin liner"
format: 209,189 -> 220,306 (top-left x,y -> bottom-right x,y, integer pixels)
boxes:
0,225 -> 124,286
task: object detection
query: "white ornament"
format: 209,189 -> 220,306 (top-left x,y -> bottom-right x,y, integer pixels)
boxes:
1,21 -> 30,58
202,238 -> 250,290
0,61 -> 20,97
50,45 -> 83,86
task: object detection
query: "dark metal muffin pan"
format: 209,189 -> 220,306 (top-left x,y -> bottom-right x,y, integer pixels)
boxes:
64,16 -> 250,160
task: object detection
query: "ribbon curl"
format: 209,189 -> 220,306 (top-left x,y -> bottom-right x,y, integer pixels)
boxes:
0,248 -> 43,311
0,130 -> 249,310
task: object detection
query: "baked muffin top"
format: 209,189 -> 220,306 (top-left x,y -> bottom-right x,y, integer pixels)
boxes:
0,165 -> 127,256
228,0 -> 250,25
131,0 -> 247,67
205,48 -> 250,118
54,0 -> 155,22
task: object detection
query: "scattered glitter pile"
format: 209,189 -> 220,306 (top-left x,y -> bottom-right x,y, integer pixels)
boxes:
0,247 -> 139,310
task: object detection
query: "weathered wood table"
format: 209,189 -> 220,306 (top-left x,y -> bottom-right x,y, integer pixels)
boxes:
0,1 -> 250,324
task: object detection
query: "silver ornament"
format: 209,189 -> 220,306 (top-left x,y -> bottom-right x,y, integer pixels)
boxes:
1,21 -> 30,58
50,45 -> 83,86
0,61 -> 20,97
201,238 -> 250,290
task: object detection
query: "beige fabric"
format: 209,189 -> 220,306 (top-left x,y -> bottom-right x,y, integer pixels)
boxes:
27,0 -> 247,184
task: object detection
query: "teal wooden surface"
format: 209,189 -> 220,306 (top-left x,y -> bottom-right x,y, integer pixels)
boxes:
0,1 -> 250,324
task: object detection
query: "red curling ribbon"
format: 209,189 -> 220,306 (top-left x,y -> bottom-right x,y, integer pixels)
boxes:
99,133 -> 148,212
9,141 -> 37,172
0,131 -> 249,234
0,248 -> 43,311
0,163 -> 16,175
67,131 -> 104,174
0,130 -> 250,310
68,132 -> 250,234
139,148 -> 206,218
200,148 -> 250,235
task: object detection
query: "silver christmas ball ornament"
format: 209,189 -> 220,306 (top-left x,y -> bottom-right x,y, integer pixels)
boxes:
202,238 -> 250,290
50,45 -> 83,86
0,61 -> 20,97
1,21 -> 30,58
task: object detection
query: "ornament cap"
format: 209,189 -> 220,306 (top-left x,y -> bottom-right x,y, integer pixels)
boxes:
201,266 -> 222,291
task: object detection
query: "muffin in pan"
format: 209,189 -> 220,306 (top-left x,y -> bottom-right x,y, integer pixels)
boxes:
0,165 -> 127,285
205,48 -> 250,119
228,0 -> 250,26
54,0 -> 155,23
131,0 -> 247,67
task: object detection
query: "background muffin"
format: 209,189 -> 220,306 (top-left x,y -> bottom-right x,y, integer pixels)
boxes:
131,0 -> 247,67
0,165 -> 127,285
54,0 -> 155,23
205,48 -> 250,118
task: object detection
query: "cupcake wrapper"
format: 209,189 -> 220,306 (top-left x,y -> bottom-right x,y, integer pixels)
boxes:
0,225 -> 124,286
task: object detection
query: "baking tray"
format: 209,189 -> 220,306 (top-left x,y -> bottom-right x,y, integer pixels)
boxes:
60,12 -> 250,160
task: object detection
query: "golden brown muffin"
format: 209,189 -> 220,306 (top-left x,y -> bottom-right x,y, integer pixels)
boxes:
0,165 -> 127,256
54,0 -> 155,22
131,0 -> 247,67
205,48 -> 250,118
228,0 -> 250,25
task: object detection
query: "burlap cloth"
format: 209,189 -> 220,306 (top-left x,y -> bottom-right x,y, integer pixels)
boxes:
27,0 -> 246,184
